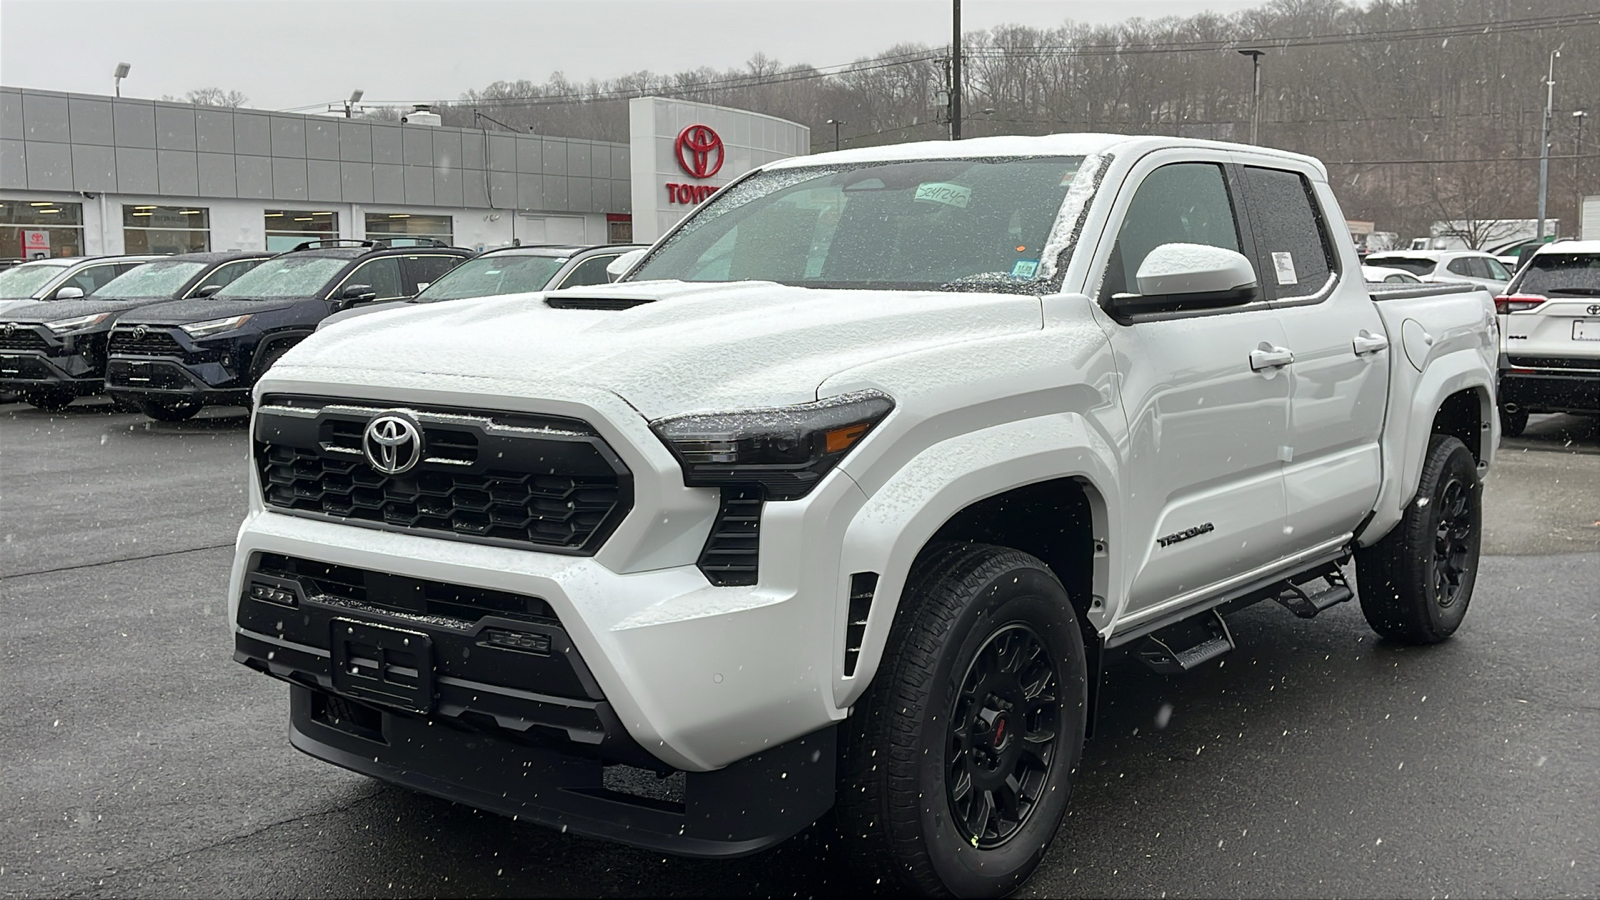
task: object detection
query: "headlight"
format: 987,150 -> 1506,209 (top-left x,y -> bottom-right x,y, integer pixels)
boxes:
180,314 -> 252,338
650,390 -> 894,500
45,313 -> 111,335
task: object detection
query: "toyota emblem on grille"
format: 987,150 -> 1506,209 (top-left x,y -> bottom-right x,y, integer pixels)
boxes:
2,323 -> 13,336
132,325 -> 147,340
362,412 -> 424,475
1589,304 -> 1600,316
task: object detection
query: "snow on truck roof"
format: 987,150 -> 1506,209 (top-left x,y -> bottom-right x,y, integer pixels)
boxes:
766,133 -> 1327,177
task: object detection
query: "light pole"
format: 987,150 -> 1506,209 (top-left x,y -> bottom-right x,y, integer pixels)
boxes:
343,89 -> 364,118
1238,49 -> 1265,145
1536,48 -> 1560,240
826,118 -> 845,152
1575,109 -> 1589,218
113,62 -> 130,98
950,0 -> 962,140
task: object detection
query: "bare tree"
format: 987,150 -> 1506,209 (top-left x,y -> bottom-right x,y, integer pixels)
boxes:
160,88 -> 250,107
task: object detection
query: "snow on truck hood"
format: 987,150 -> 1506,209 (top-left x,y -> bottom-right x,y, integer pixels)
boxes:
270,280 -> 1043,419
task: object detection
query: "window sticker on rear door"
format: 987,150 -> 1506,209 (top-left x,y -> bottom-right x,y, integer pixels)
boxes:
1271,251 -> 1297,285
914,183 -> 972,209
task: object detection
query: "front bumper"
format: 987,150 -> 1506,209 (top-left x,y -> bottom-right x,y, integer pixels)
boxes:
1500,368 -> 1600,414
105,355 -> 249,406
0,349 -> 101,394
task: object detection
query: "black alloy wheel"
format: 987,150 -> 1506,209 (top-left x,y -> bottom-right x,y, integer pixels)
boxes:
1355,434 -> 1481,644
946,624 -> 1059,849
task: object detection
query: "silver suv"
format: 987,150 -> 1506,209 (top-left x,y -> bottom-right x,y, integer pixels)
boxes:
1495,240 -> 1600,435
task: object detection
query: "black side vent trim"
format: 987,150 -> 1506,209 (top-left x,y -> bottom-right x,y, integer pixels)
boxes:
843,573 -> 878,676
544,295 -> 656,311
697,486 -> 763,586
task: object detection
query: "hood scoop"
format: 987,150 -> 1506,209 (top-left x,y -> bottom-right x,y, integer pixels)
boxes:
544,293 -> 657,311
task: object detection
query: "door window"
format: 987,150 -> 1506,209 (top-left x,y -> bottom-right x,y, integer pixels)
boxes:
63,263 -> 125,296
344,258 -> 405,300
201,259 -> 266,293
1447,258 -> 1475,277
557,255 -> 616,289
1238,166 -> 1336,300
403,255 -> 464,293
1101,163 -> 1244,300
1484,257 -> 1511,281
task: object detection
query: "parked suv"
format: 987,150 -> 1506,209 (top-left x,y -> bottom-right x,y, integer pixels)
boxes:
104,240 -> 470,421
320,243 -> 646,328
1494,239 -> 1600,435
1364,249 -> 1512,294
0,255 -> 162,316
0,251 -> 271,410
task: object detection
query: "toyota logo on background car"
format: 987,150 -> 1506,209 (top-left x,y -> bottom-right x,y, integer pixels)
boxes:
675,124 -> 724,179
1588,304 -> 1600,316
132,325 -> 147,340
362,412 -> 424,475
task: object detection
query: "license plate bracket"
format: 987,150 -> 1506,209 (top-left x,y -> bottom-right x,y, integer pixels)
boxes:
329,618 -> 434,714
1575,321 -> 1599,341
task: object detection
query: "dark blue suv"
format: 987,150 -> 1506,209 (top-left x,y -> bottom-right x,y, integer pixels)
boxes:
0,251 -> 271,410
105,240 -> 470,421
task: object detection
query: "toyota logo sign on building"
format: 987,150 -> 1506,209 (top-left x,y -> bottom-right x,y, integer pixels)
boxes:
676,125 -> 724,179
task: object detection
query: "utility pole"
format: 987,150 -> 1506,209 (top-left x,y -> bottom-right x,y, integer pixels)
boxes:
1537,48 -> 1560,240
1238,49 -> 1265,145
950,0 -> 962,140
1574,109 -> 1588,223
826,118 -> 845,152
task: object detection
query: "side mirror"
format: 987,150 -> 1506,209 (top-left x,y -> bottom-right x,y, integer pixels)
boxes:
194,284 -> 222,298
605,248 -> 648,282
53,286 -> 85,300
336,284 -> 377,308
1105,243 -> 1260,318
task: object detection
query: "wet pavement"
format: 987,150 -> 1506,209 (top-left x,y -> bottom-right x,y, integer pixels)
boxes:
3,400 -> 1596,898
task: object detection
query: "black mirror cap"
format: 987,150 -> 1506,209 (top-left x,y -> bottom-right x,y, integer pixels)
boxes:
339,284 -> 377,302
194,284 -> 223,298
1103,282 -> 1261,321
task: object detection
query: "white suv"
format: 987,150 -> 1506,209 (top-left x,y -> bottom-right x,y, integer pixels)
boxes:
1365,249 -> 1512,294
1495,240 -> 1600,435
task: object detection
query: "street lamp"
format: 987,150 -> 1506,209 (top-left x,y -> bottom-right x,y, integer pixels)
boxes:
1537,48 -> 1560,240
826,118 -> 846,152
1574,109 -> 1589,216
1237,49 -> 1265,145
344,89 -> 364,118
112,62 -> 131,98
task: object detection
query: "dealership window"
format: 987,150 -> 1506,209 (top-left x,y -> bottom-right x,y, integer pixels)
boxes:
265,210 -> 339,252
123,205 -> 211,254
365,212 -> 453,246
1,200 -> 86,259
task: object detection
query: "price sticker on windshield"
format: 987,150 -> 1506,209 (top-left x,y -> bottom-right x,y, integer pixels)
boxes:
914,182 -> 972,209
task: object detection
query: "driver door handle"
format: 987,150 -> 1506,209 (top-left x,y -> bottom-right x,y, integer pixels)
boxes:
1352,330 -> 1389,356
1250,345 -> 1295,371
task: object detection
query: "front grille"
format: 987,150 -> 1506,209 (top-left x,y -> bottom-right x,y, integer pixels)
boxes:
1509,356 -> 1600,372
698,486 -> 763,586
109,328 -> 185,356
255,396 -> 632,554
0,328 -> 48,351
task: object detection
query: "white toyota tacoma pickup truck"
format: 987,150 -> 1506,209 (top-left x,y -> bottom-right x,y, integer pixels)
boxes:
231,134 -> 1498,897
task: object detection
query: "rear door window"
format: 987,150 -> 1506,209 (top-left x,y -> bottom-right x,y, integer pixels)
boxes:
1237,166 -> 1337,301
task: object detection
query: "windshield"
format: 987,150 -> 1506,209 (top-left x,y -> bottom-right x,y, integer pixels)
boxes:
413,253 -> 569,302
215,256 -> 348,299
0,262 -> 70,298
1511,253 -> 1600,297
1367,257 -> 1437,276
92,261 -> 205,299
628,156 -> 1086,293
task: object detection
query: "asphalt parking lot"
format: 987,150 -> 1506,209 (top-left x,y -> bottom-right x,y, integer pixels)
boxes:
2,400 -> 1596,899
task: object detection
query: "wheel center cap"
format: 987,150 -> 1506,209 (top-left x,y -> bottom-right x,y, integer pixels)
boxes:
991,714 -> 1010,750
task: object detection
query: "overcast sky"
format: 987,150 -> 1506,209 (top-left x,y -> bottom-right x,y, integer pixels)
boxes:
2,0 -> 1269,113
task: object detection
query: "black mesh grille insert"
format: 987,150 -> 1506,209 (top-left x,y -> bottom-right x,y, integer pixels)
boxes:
0,328 -> 48,351
255,396 -> 632,555
255,552 -> 554,623
697,486 -> 762,586
0,355 -> 55,380
109,329 -> 185,356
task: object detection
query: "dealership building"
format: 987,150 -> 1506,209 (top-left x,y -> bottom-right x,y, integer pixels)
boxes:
0,85 -> 808,260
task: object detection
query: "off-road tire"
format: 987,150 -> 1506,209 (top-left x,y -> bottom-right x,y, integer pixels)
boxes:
1499,405 -> 1528,438
138,397 -> 201,423
1355,434 -> 1481,643
838,543 -> 1087,898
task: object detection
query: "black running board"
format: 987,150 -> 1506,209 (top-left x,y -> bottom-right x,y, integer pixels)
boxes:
1272,564 -> 1353,619
1134,609 -> 1234,674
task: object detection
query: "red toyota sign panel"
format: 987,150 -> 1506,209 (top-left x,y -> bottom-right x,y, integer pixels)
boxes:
676,125 -> 724,179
